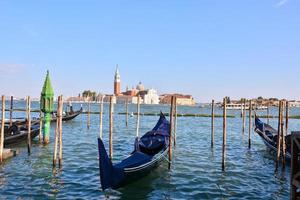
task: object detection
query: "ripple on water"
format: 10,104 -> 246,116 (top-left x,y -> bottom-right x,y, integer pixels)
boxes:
0,103 -> 294,199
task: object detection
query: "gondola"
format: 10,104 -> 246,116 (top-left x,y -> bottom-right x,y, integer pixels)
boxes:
97,113 -> 170,190
4,122 -> 40,146
254,115 -> 291,158
4,107 -> 82,126
50,107 -> 82,122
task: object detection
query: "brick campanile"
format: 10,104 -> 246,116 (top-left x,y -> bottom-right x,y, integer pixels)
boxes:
114,65 -> 121,95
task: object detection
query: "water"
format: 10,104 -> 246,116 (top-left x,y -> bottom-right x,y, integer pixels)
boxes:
1,101 -> 299,199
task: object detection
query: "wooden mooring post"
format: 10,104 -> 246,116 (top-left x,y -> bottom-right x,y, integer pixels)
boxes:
125,99 -> 128,128
58,96 -> 63,168
222,98 -> 227,171
136,96 -> 140,139
286,101 -> 289,136
168,96 -> 175,170
248,100 -> 252,149
87,101 -> 91,129
99,95 -> 105,139
109,97 -> 114,160
267,102 -> 270,124
281,101 -> 286,170
276,101 -> 282,171
242,99 -> 246,135
39,110 -> 43,143
9,96 -> 13,126
0,95 -> 5,163
211,99 -> 215,148
291,131 -> 300,200
53,96 -> 62,167
52,95 -> 63,168
26,96 -> 31,155
174,97 -> 177,146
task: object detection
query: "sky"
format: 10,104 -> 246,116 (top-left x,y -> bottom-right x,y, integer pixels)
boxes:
0,0 -> 299,103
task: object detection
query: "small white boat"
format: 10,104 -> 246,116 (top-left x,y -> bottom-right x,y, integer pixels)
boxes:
225,103 -> 267,110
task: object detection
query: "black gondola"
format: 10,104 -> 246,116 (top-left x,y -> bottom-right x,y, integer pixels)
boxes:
5,108 -> 82,126
254,115 -> 291,158
50,107 -> 82,122
4,123 -> 40,146
98,113 -> 170,190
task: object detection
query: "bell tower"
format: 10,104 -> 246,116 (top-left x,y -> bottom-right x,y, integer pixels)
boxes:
114,65 -> 121,95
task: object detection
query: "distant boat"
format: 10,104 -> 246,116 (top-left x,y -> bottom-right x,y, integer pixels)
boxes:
130,112 -> 134,117
49,107 -> 82,122
97,113 -> 170,190
254,115 -> 291,159
224,103 -> 267,110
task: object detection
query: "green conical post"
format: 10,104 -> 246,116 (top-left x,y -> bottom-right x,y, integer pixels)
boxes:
40,70 -> 54,144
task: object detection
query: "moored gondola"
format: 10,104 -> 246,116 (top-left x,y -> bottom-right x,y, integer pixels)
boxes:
254,115 -> 291,158
98,113 -> 170,190
50,107 -> 82,122
4,107 -> 82,126
4,122 -> 40,146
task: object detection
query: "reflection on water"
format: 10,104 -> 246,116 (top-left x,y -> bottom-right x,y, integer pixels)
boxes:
0,101 -> 298,199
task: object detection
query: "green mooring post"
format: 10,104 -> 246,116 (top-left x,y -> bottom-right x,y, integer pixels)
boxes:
40,70 -> 54,144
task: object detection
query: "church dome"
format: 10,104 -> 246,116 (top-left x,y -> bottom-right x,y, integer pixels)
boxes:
136,82 -> 145,91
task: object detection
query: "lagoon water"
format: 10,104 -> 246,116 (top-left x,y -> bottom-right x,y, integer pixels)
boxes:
1,101 -> 299,199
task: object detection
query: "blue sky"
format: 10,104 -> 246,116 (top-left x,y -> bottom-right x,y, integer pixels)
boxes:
0,0 -> 299,102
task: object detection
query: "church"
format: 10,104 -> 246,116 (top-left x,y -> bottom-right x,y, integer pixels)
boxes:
112,66 -> 160,104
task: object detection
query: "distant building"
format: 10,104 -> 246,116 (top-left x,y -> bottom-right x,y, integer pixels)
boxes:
114,65 -> 121,96
140,89 -> 159,104
160,94 -> 196,106
112,67 -> 159,104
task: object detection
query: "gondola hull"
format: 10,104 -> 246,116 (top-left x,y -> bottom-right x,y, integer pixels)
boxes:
98,113 -> 170,190
50,109 -> 82,122
5,108 -> 82,126
4,125 -> 40,146
254,116 -> 291,159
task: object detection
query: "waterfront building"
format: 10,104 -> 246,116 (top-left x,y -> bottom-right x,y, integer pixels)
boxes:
160,94 -> 196,106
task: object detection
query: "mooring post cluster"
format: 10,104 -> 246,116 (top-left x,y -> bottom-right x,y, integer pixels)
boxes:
274,100 -> 289,171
